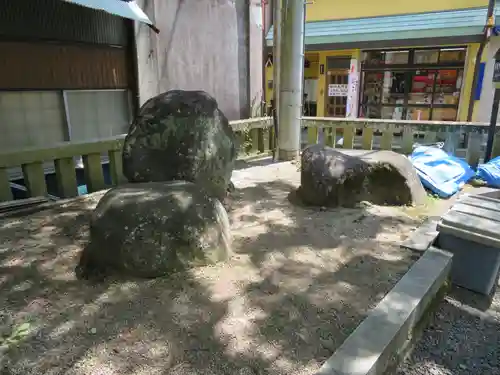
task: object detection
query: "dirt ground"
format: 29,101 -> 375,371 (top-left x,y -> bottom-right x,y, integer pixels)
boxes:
0,159 -> 447,375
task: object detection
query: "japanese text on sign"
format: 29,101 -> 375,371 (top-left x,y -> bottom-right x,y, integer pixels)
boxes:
328,84 -> 348,97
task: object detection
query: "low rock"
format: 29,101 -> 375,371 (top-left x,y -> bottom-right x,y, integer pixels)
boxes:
298,145 -> 426,208
0,312 -> 12,339
76,181 -> 232,279
122,90 -> 237,199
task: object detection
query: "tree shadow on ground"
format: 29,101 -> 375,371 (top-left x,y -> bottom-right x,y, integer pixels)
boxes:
0,159 -> 425,375
396,285 -> 500,375
227,176 -> 421,269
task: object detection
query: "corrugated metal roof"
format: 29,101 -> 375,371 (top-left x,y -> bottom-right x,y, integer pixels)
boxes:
0,0 -> 128,45
266,7 -> 491,46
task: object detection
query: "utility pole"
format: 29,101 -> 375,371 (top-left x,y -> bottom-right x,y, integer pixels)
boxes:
276,0 -> 305,161
272,0 -> 282,159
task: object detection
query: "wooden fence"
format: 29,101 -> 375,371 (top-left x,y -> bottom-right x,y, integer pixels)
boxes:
0,116 -> 499,203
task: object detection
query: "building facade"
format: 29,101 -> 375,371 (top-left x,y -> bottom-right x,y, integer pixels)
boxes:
0,0 -> 264,153
0,0 -> 265,181
265,0 -> 499,123
0,0 -> 137,153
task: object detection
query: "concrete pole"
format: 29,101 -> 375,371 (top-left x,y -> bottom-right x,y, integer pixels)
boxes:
272,0 -> 282,157
277,0 -> 305,161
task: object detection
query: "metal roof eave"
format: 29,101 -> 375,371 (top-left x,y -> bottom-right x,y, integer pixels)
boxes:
266,7 -> 490,47
266,26 -> 485,47
62,0 -> 159,33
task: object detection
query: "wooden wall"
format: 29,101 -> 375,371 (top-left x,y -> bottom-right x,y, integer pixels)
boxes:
0,41 -> 131,90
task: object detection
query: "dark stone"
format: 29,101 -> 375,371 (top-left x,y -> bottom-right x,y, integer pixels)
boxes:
227,181 -> 236,193
298,145 -> 426,208
76,181 -> 232,279
122,90 -> 237,199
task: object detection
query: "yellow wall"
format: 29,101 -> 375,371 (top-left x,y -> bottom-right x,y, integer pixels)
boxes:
265,63 -> 273,108
265,52 -> 321,106
306,0 -> 488,21
316,52 -> 327,117
304,52 -> 319,79
458,44 -> 480,121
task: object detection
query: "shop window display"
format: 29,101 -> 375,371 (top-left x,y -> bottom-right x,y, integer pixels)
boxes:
359,47 -> 465,122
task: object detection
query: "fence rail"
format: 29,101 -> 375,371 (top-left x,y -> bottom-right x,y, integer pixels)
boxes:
301,117 -> 500,168
0,118 -> 273,203
1,116 -> 500,203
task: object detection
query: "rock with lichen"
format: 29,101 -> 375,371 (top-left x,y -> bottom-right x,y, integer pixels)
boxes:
298,144 -> 426,208
76,181 -> 232,279
122,90 -> 237,199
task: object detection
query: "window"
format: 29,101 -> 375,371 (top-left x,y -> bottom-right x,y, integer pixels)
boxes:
363,50 -> 409,65
0,89 -> 131,151
359,47 -> 465,121
64,90 -> 131,142
414,50 -> 439,64
0,91 -> 67,150
0,89 -> 132,179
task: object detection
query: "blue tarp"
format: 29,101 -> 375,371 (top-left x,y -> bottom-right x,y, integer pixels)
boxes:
409,146 -> 475,198
476,156 -> 500,188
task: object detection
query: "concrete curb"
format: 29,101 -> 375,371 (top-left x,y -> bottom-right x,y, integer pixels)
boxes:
316,247 -> 452,375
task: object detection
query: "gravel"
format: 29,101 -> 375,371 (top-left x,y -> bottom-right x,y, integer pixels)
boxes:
396,285 -> 500,375
0,160 -> 429,375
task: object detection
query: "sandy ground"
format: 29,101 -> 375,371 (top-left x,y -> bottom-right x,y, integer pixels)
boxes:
0,159 -> 441,375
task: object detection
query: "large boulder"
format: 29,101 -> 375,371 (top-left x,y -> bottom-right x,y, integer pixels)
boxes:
122,90 -> 237,199
76,181 -> 232,279
298,145 -> 426,208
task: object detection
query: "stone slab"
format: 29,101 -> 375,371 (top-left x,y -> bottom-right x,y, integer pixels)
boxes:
400,218 -> 439,252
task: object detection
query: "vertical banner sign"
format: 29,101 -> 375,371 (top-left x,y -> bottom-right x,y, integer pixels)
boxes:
346,58 -> 359,118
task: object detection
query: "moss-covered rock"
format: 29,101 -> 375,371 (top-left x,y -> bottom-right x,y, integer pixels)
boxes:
76,181 -> 232,279
122,90 -> 237,199
298,145 -> 426,208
